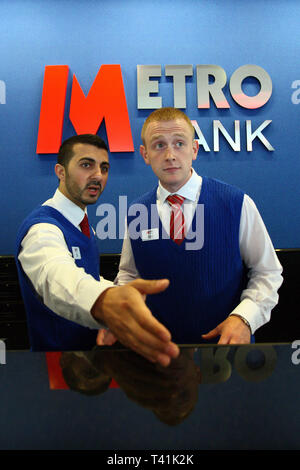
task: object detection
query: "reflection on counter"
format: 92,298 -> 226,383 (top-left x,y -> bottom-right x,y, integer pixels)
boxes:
59,346 -> 201,426
45,342 -> 297,427
0,343 -> 299,450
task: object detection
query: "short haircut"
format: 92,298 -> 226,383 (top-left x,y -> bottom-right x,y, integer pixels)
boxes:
57,134 -> 108,167
141,107 -> 195,145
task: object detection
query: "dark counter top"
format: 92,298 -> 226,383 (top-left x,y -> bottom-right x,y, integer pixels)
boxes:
0,343 -> 299,451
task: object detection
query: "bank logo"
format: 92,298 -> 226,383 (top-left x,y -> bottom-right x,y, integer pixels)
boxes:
0,80 -> 6,104
36,65 -> 134,154
37,64 -> 274,155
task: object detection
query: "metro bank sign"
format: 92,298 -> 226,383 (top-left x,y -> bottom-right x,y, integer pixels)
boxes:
36,64 -> 273,154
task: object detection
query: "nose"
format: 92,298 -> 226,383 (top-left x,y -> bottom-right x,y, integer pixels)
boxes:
165,145 -> 175,160
92,164 -> 104,180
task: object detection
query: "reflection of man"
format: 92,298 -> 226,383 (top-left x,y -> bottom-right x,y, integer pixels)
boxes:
60,347 -> 200,426
15,134 -> 179,366
114,108 -> 283,345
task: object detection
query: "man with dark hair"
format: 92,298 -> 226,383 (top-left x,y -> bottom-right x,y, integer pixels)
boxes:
57,134 -> 109,167
15,134 -> 179,366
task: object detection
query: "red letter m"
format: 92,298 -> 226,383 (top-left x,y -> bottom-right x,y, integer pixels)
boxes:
36,65 -> 134,154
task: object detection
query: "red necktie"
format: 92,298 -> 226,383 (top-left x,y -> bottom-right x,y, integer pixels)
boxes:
80,213 -> 90,238
167,194 -> 185,245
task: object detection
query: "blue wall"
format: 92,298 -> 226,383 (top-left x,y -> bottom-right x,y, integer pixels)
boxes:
1,0 -> 300,254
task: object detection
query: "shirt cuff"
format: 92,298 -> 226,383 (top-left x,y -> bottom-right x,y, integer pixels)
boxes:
76,277 -> 115,329
229,298 -> 263,334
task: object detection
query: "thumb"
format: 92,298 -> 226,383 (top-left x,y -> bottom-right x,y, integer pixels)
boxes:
202,327 -> 220,339
96,329 -> 117,346
103,330 -> 117,346
129,278 -> 170,295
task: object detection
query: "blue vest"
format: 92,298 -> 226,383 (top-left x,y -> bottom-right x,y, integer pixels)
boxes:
128,177 -> 248,343
15,205 -> 100,351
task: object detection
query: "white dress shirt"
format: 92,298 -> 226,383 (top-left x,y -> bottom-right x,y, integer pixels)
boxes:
18,189 -> 114,329
115,170 -> 283,335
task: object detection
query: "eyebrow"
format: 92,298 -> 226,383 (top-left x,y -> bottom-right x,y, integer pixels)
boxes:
150,133 -> 188,142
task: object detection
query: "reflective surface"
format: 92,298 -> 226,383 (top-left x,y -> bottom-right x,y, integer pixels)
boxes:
0,343 -> 299,450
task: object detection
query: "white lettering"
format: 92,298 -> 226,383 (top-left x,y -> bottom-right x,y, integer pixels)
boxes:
0,340 -> 6,365
185,204 -> 205,251
127,203 -> 149,240
291,340 -> 300,365
118,195 -> 128,240
95,204 -> 116,240
246,119 -> 274,151
230,65 -> 272,109
165,65 -> 193,108
213,120 -> 241,152
191,119 -> 274,152
137,65 -> 162,109
191,120 -> 210,151
291,80 -> 300,104
137,64 -> 272,109
0,80 -> 6,104
107,455 -> 142,467
197,64 -> 230,109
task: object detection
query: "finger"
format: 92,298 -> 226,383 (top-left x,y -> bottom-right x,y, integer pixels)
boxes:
129,278 -> 170,295
119,326 -> 179,367
112,311 -> 179,359
138,307 -> 172,342
131,279 -> 167,304
202,327 -> 219,339
217,334 -> 230,345
96,329 -> 106,345
121,286 -> 173,343
103,331 -> 117,346
106,304 -> 180,365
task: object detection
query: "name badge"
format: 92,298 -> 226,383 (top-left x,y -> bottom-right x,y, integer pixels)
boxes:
72,246 -> 81,259
141,228 -> 159,241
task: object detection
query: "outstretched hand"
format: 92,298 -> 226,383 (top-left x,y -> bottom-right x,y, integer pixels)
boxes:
91,278 -> 180,367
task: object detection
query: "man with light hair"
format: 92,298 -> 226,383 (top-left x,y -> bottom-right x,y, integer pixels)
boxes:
111,107 -> 283,345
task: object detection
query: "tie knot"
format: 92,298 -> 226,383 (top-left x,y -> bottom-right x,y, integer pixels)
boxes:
167,194 -> 185,207
80,213 -> 90,237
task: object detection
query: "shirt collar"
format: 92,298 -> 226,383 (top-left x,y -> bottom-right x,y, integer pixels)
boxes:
157,169 -> 202,204
44,188 -> 86,227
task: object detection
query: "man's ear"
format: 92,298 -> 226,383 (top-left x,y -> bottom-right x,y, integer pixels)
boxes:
55,163 -> 66,182
140,145 -> 150,165
192,140 -> 199,161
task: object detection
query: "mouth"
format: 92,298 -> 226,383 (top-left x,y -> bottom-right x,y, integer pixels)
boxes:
86,184 -> 101,196
163,167 -> 180,173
